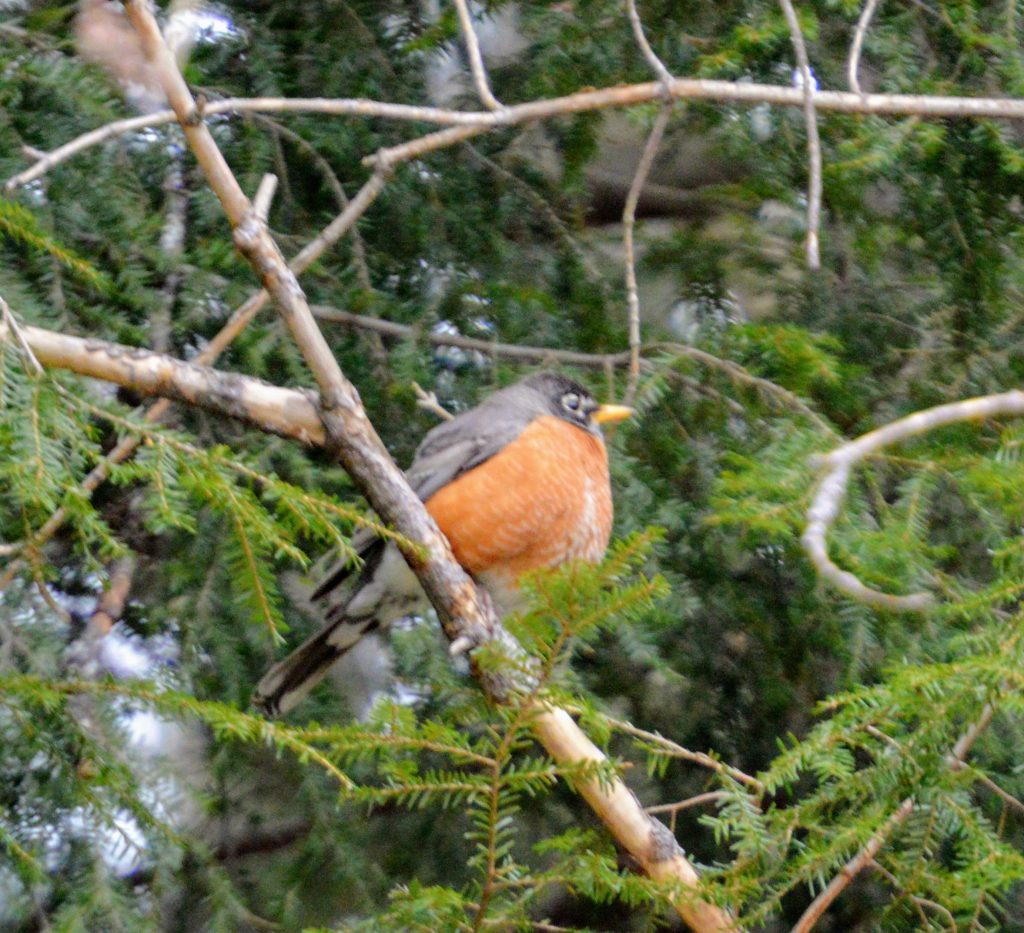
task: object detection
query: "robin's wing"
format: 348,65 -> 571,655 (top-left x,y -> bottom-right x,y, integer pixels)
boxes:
310,384 -> 538,598
406,385 -> 540,500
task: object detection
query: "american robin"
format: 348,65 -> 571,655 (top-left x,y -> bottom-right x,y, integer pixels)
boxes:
254,371 -> 632,715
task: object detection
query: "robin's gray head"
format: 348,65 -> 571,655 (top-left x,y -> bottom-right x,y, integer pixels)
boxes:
516,372 -> 633,436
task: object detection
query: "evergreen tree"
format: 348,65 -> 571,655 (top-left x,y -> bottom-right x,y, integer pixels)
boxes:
4,0 -> 1024,929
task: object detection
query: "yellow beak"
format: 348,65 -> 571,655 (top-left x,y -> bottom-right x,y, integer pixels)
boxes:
593,403 -> 634,425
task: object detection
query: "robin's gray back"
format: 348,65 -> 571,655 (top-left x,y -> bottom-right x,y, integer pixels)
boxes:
406,379 -> 555,501
310,376 -> 571,602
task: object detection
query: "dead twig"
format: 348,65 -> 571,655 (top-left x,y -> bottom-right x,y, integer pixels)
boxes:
622,104 -> 672,406
452,0 -> 503,111
779,0 -> 823,269
413,382 -> 456,421
849,0 -> 883,94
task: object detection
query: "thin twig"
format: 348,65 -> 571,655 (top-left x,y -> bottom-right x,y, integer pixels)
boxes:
868,860 -> 957,933
313,306 -> 831,426
311,304 -> 631,367
803,391 -> 1024,611
452,0 -> 503,111
621,104 -> 672,406
626,0 -> 674,87
950,702 -> 994,761
412,382 -> 455,421
791,798 -> 914,933
245,113 -> 373,290
463,143 -> 605,282
0,296 -> 44,375
645,791 -> 729,815
972,771 -> 1024,816
604,713 -> 765,794
779,0 -> 823,269
849,0 -> 883,94
252,173 -> 278,223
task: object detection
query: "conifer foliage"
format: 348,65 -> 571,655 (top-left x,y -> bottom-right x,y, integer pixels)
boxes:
5,0 -> 1024,930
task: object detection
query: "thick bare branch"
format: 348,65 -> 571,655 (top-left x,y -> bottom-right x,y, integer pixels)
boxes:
803,390 -> 1024,611
779,0 -> 822,269
1,324 -> 326,444
532,707 -> 735,932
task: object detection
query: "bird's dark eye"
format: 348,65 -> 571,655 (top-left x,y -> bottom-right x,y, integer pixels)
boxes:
562,392 -> 582,413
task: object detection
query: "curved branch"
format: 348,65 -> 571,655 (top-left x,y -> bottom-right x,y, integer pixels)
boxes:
802,390 -> 1024,611
626,0 -> 674,87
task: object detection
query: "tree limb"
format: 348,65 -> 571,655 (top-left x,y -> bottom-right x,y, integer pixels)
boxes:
790,798 -> 914,933
802,390 -> 1024,611
14,80 -> 1024,190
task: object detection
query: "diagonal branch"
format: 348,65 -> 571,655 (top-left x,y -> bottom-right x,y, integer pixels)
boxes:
792,700 -> 999,931
790,798 -> 914,933
626,0 -> 674,88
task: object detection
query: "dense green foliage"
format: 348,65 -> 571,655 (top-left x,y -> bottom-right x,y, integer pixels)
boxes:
6,0 -> 1024,929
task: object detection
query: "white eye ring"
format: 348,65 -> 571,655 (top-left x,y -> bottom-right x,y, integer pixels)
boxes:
562,392 -> 582,412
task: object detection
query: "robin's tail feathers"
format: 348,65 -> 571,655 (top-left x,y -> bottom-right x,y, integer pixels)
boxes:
253,618 -> 377,717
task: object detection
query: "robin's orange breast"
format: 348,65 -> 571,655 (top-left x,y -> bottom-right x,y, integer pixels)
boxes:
424,415 -> 612,599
